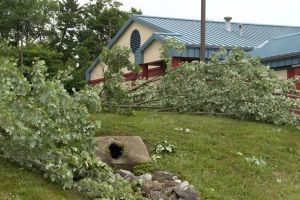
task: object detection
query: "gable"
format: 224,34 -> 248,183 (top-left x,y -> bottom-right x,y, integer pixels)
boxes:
112,22 -> 156,63
143,40 -> 163,64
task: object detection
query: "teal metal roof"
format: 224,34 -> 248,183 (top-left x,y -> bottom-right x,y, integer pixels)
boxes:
251,32 -> 300,58
109,15 -> 300,49
250,33 -> 300,69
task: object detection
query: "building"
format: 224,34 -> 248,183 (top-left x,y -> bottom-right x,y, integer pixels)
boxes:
85,15 -> 300,88
251,32 -> 300,89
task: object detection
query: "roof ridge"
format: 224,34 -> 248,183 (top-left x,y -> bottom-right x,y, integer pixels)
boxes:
154,32 -> 182,36
132,14 -> 200,22
256,40 -> 270,49
272,32 -> 300,40
132,14 -> 300,28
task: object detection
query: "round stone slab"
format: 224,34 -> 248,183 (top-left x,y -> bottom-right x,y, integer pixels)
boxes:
95,136 -> 151,170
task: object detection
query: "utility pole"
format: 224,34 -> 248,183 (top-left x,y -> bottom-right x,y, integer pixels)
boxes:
200,0 -> 206,62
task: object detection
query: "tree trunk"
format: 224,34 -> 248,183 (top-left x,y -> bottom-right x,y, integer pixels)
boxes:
58,28 -> 67,52
19,31 -> 24,67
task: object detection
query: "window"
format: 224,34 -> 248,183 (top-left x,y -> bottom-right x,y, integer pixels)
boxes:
130,29 -> 141,54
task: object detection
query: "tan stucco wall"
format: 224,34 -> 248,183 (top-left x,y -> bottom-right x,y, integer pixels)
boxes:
114,22 -> 156,63
91,62 -> 136,80
143,40 -> 163,64
91,62 -> 108,80
274,69 -> 287,80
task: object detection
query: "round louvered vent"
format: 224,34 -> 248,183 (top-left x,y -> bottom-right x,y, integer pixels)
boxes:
130,29 -> 141,54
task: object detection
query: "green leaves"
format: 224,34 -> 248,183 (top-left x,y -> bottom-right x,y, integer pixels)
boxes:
101,46 -> 138,74
160,37 -> 186,69
155,140 -> 176,154
0,57 -> 145,199
125,48 -> 300,128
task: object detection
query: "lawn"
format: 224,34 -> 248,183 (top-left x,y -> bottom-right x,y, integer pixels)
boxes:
1,111 -> 299,200
0,158 -> 86,200
92,111 -> 300,200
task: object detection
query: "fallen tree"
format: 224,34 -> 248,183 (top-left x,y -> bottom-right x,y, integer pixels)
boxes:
0,57 -> 145,199
100,46 -> 300,128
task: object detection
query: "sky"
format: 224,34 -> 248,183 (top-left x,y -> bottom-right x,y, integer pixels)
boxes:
79,0 -> 300,26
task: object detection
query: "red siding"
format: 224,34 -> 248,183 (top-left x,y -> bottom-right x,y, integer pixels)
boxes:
288,66 -> 300,90
89,78 -> 103,86
123,72 -> 138,81
292,109 -> 300,115
172,57 -> 182,69
140,64 -> 148,79
148,66 -> 164,77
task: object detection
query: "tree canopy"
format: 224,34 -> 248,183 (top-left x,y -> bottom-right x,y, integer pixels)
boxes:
0,0 -> 142,91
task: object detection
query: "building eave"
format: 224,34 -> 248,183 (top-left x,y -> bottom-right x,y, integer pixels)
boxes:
260,51 -> 300,62
85,57 -> 101,81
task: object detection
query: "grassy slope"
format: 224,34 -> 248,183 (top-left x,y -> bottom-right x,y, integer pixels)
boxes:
92,111 -> 300,200
0,159 -> 86,200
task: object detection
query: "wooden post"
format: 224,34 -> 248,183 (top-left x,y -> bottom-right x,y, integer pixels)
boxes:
200,0 -> 206,62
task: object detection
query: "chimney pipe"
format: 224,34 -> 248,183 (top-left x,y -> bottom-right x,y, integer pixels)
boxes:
224,16 -> 232,32
239,23 -> 243,36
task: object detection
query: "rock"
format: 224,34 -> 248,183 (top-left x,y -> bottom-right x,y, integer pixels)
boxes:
118,170 -> 201,200
178,181 -> 189,189
117,169 -> 136,180
169,192 -> 179,200
174,179 -> 182,183
152,171 -> 175,182
150,191 -> 167,200
117,169 -> 133,177
95,136 -> 151,170
143,181 -> 164,195
138,173 -> 152,182
161,180 -> 178,188
173,181 -> 200,200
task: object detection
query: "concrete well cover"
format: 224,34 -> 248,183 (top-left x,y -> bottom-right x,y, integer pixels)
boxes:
95,136 -> 151,169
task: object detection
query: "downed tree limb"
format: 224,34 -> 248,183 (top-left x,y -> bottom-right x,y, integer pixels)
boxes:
125,76 -> 162,93
183,111 -> 238,116
103,104 -> 163,110
103,103 -> 238,117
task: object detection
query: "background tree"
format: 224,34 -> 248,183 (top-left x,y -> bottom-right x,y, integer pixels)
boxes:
0,0 -> 58,65
0,0 -> 142,91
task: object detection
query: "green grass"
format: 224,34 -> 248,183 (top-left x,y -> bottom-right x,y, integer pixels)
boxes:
0,158 -> 86,200
92,111 -> 300,200
1,111 -> 299,200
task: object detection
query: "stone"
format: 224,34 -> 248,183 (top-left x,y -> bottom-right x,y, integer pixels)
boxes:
152,171 -> 175,182
150,191 -> 167,200
138,173 -> 152,182
173,181 -> 200,200
143,181 -> 164,195
119,170 -> 201,200
174,179 -> 182,183
117,169 -> 133,177
178,181 -> 189,190
161,180 -> 178,188
117,169 -> 136,180
95,136 -> 151,170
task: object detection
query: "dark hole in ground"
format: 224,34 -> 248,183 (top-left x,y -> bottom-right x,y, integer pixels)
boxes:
109,143 -> 123,159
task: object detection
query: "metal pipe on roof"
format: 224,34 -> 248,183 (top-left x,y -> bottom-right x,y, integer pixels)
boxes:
239,24 -> 243,36
224,16 -> 232,32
